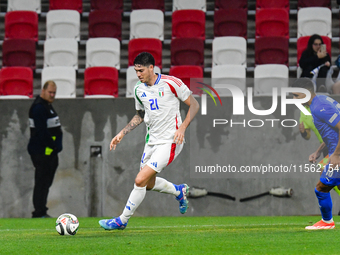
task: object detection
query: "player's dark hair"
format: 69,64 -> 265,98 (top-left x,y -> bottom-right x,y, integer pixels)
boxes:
133,52 -> 155,67
291,78 -> 315,93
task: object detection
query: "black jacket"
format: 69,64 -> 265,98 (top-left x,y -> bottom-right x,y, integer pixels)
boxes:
28,96 -> 62,155
299,51 -> 331,78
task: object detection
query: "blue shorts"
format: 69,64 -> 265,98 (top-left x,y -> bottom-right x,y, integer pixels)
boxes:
320,163 -> 340,187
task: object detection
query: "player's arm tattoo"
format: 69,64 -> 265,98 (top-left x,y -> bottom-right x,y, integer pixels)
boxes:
121,111 -> 144,136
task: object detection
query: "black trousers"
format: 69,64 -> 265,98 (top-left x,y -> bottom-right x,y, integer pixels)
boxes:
30,154 -> 58,217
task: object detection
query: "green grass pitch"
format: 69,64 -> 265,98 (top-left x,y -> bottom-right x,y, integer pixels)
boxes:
0,216 -> 338,255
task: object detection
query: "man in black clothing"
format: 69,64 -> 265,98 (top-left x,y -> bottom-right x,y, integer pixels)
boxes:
28,80 -> 62,218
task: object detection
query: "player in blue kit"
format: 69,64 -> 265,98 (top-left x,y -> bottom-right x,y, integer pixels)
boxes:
293,78 -> 340,229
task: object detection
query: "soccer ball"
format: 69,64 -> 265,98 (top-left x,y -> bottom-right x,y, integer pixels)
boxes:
55,213 -> 79,235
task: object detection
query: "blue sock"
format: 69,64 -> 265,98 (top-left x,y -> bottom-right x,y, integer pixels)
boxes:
315,188 -> 332,221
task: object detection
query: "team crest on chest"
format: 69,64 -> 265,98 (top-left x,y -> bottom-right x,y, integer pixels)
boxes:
158,87 -> 165,97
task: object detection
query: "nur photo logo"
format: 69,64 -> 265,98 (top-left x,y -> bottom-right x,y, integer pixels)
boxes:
194,81 -> 312,128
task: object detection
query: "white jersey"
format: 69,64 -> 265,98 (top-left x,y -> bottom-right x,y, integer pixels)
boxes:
134,73 -> 192,145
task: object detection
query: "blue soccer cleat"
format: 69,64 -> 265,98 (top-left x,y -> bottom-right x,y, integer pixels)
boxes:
99,217 -> 128,230
176,184 -> 189,214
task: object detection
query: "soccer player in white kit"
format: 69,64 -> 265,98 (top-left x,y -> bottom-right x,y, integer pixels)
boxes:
99,52 -> 200,230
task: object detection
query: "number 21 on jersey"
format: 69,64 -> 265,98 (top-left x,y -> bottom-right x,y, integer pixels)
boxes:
149,98 -> 159,110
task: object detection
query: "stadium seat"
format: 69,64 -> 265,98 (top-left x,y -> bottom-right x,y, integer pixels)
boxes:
7,0 -> 41,13
44,38 -> 78,69
126,66 -> 161,98
0,95 -> 31,99
171,38 -> 204,67
130,9 -> 164,40
172,10 -> 205,40
84,67 -> 119,98
90,0 -> 123,12
128,38 -> 162,68
86,38 -> 120,69
297,7 -> 332,38
173,0 -> 206,12
297,36 -> 332,65
0,67 -> 33,98
255,8 -> 289,38
255,36 -> 289,66
215,0 -> 247,10
254,64 -> 289,96
5,11 -> 38,41
214,9 -> 247,38
298,0 -> 331,8
211,65 -> 246,96
46,10 -> 80,40
41,67 -> 76,98
256,0 -> 289,11
169,65 -> 203,95
88,10 -> 122,40
49,0 -> 83,13
2,39 -> 36,70
132,0 -> 165,11
212,36 -> 247,67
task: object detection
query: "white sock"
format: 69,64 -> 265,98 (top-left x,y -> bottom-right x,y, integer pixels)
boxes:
151,177 -> 180,196
120,184 -> 146,224
322,218 -> 334,224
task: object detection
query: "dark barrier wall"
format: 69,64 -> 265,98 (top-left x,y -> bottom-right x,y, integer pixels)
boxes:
0,97 -> 338,218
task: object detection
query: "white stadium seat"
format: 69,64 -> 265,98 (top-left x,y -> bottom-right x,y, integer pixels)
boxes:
130,9 -> 164,41
86,38 -> 120,69
0,95 -> 30,99
212,36 -> 247,67
126,66 -> 161,98
41,67 -> 76,98
173,0 -> 206,12
211,65 -> 246,96
46,10 -> 80,40
297,7 -> 332,38
44,38 -> 78,69
7,0 -> 41,13
254,64 -> 289,96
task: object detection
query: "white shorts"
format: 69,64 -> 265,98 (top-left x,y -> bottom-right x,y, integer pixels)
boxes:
140,143 -> 183,173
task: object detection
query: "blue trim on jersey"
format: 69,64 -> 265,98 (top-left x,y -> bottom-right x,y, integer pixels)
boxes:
310,95 -> 340,155
155,73 -> 161,85
143,73 -> 161,87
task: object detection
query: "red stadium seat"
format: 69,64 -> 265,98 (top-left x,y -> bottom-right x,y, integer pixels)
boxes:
214,9 -> 247,38
88,10 -> 122,40
297,36 -> 331,64
171,38 -> 204,67
0,67 -> 33,97
2,39 -> 36,70
215,0 -> 247,10
256,8 -> 289,38
298,0 -> 331,8
132,0 -> 164,11
5,11 -> 38,41
169,65 -> 203,95
49,0 -> 82,13
128,38 -> 162,68
256,0 -> 289,11
84,67 -> 119,97
172,10 -> 205,40
90,0 -> 123,12
255,36 -> 289,66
